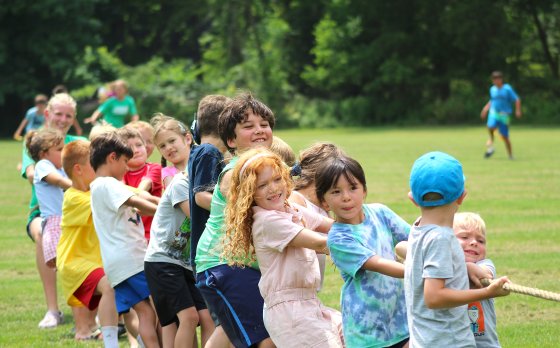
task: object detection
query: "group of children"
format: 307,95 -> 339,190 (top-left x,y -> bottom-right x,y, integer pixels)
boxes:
22,90 -> 510,348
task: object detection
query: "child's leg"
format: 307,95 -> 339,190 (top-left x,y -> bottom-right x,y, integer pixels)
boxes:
175,307 -> 199,348
133,299 -> 160,348
29,217 -> 60,327
161,323 -> 177,348
124,310 -> 140,346
198,308 -> 215,346
72,305 -> 97,338
205,325 -> 233,348
95,275 -> 118,327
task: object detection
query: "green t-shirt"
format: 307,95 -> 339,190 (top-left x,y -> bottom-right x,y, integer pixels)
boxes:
195,158 -> 238,273
21,134 -> 86,223
195,157 -> 259,273
98,96 -> 138,128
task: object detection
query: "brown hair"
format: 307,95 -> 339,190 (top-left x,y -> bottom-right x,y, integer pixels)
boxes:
295,142 -> 343,191
25,128 -> 64,162
218,92 -> 275,153
197,95 -> 231,138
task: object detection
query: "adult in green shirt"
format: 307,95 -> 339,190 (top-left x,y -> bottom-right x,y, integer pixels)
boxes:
84,79 -> 139,128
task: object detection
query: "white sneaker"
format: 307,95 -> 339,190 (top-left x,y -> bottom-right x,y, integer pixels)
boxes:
38,310 -> 64,329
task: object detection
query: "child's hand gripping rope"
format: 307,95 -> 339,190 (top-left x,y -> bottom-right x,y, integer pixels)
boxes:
395,241 -> 560,302
480,278 -> 560,302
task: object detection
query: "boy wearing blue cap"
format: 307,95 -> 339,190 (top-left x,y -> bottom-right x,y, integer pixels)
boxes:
404,151 -> 510,347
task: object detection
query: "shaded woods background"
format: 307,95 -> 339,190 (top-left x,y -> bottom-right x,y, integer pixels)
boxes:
1,0 -> 559,135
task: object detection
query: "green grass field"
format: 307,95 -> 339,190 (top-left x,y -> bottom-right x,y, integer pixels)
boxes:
1,126 -> 559,347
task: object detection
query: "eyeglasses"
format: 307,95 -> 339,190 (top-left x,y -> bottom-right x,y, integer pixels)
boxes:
35,100 -> 47,105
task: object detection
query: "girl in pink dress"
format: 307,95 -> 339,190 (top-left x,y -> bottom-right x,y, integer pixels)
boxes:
222,148 -> 345,348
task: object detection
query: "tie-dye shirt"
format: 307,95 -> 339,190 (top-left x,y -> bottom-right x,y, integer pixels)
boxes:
328,203 -> 410,348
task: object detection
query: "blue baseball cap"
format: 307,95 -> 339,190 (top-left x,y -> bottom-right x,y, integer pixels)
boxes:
410,151 -> 465,207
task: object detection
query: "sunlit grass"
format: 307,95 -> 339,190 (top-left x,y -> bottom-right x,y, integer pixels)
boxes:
1,126 -> 559,347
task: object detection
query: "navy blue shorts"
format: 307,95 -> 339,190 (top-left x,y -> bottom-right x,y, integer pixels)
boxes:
196,265 -> 269,348
114,271 -> 151,314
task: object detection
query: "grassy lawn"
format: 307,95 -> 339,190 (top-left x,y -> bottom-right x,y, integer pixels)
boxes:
1,126 -> 559,347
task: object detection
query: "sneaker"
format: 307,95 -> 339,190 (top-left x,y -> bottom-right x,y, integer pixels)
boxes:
38,310 -> 64,329
118,322 -> 127,337
484,147 -> 495,158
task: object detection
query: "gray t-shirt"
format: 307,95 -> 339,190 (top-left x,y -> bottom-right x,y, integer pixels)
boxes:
145,172 -> 191,269
404,223 -> 476,348
468,259 -> 501,348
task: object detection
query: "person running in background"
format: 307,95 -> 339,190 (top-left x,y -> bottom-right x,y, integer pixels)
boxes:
13,94 -> 48,141
85,79 -> 139,128
480,71 -> 522,160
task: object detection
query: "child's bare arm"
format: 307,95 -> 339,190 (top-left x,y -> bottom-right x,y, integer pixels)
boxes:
219,170 -> 232,198
43,172 -> 72,190
288,228 -> 328,254
124,194 -> 158,216
195,191 -> 213,211
466,262 -> 493,288
480,102 -> 491,119
424,276 -> 510,309
137,178 -> 153,192
362,256 -> 405,278
178,200 -> 191,219
137,190 -> 160,205
314,216 -> 334,234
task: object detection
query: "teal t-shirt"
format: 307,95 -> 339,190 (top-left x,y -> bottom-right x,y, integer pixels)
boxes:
21,134 -> 86,223
98,95 -> 138,128
328,203 -> 410,348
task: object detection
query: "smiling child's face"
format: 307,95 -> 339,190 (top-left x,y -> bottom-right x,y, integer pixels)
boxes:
455,227 -> 486,263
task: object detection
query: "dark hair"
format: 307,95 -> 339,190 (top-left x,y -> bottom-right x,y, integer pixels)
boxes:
197,95 -> 231,138
491,71 -> 503,79
218,92 -> 275,153
90,132 -> 133,171
315,155 -> 367,203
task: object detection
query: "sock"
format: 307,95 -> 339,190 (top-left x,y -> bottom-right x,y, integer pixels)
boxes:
137,334 -> 146,348
101,326 -> 119,348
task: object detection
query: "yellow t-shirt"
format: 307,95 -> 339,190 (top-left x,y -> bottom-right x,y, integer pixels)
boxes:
57,187 -> 103,306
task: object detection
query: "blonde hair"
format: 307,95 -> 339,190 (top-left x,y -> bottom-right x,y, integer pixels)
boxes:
117,125 -> 145,144
270,136 -> 296,167
89,121 -> 117,141
25,128 -> 64,162
62,140 -> 91,179
113,79 -> 128,92
454,212 -> 486,236
46,93 -> 76,113
128,120 -> 154,139
222,148 -> 294,266
150,113 -> 189,141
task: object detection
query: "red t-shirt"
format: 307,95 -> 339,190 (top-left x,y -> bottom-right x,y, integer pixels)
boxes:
123,162 -> 162,241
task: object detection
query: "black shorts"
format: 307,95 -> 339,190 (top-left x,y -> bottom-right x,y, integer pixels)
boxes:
144,261 -> 206,326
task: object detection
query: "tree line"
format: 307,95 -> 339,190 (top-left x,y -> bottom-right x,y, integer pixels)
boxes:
1,0 -> 559,135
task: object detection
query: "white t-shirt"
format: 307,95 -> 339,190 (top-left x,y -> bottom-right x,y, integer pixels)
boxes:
145,172 -> 191,269
90,176 -> 147,287
34,159 -> 66,218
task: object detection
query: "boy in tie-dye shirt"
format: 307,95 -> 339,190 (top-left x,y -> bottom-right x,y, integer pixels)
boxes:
316,155 -> 410,348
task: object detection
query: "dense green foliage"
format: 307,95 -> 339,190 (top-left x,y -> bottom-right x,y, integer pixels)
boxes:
1,0 -> 559,134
